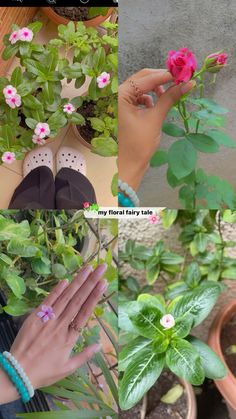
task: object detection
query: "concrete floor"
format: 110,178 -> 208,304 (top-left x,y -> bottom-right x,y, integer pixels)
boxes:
119,0 -> 236,207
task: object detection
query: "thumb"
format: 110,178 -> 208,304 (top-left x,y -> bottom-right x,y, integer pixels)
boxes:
66,343 -> 102,374
155,80 -> 196,122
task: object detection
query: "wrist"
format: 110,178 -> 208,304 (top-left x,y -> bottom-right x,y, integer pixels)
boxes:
119,161 -> 148,192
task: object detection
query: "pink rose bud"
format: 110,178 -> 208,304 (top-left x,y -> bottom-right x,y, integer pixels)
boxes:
160,314 -> 175,330
166,47 -> 197,85
205,52 -> 228,73
83,202 -> 90,209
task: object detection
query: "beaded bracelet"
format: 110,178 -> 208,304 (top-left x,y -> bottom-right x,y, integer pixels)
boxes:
118,180 -> 140,207
0,353 -> 30,403
3,352 -> 34,399
118,192 -> 135,207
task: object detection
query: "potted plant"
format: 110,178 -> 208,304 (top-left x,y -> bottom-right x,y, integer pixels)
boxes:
150,48 -> 236,209
41,6 -> 114,28
208,300 -> 236,418
119,284 -> 227,418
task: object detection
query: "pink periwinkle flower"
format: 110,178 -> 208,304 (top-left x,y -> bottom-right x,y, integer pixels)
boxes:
205,52 -> 228,73
160,314 -> 175,330
63,103 -> 75,114
97,72 -> 111,89
9,31 -> 19,45
32,135 -> 46,146
18,27 -> 34,42
2,151 -> 16,165
5,94 -> 21,109
148,214 -> 160,225
83,202 -> 90,209
166,47 -> 197,85
34,123 -> 50,139
3,85 -> 17,98
37,305 -> 55,323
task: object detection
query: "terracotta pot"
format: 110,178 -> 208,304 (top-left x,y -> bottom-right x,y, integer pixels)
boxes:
181,379 -> 197,419
208,300 -> 236,417
72,123 -> 92,150
41,7 -> 114,27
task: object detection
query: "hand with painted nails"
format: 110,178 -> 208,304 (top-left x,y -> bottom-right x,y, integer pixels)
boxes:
119,69 -> 196,191
0,264 -> 108,405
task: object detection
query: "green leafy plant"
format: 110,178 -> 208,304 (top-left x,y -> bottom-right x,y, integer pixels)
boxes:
119,284 -> 226,410
88,7 -> 111,19
151,49 -> 236,209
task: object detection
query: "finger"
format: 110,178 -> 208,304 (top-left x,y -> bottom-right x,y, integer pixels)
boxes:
154,85 -> 165,97
131,68 -> 167,80
137,94 -> 154,108
70,280 -> 108,337
60,264 -> 107,323
66,343 -> 102,375
129,71 -> 173,96
39,279 -> 69,308
155,80 -> 196,122
52,265 -> 94,316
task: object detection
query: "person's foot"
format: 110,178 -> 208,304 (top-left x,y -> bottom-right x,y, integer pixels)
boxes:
23,147 -> 53,177
56,147 -> 86,176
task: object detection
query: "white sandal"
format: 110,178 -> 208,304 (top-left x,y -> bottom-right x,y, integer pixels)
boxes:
56,147 -> 86,176
23,147 -> 53,177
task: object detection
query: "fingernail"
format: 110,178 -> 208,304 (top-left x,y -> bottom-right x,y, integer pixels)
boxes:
82,265 -> 94,275
92,343 -> 102,353
99,279 -> 108,292
180,80 -> 196,94
95,263 -> 107,276
61,279 -> 69,286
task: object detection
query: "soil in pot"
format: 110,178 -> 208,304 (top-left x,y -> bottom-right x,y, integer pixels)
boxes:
53,7 -> 91,22
196,379 -> 229,419
221,313 -> 236,376
76,100 -> 96,145
119,371 -> 188,419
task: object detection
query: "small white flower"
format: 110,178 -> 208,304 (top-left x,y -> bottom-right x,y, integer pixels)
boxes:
18,27 -> 33,42
32,135 -> 46,146
5,94 -> 21,109
9,31 -> 19,45
160,314 -> 175,330
2,151 -> 16,164
34,123 -> 50,139
63,103 -> 75,115
3,85 -> 17,98
97,72 -> 111,89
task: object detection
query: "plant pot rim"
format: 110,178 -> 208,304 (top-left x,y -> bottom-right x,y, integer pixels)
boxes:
208,299 -> 236,411
41,7 -> 114,27
180,378 -> 197,419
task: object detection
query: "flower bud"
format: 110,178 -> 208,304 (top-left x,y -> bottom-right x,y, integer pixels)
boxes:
205,52 -> 228,73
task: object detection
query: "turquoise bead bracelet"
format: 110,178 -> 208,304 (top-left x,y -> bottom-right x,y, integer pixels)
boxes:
0,353 -> 30,403
118,192 -> 135,207
3,352 -> 34,399
118,180 -> 140,207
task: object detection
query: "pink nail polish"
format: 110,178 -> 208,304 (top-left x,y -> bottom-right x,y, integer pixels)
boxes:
95,263 -> 108,276
100,279 -> 108,292
180,80 -> 196,94
92,343 -> 102,353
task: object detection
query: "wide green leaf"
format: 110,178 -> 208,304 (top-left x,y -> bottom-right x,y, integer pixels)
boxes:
168,140 -> 197,179
150,150 -> 168,167
207,130 -> 236,149
91,137 -> 118,157
166,338 -> 205,385
188,336 -> 227,379
2,267 -> 26,298
168,282 -> 221,327
187,133 -> 219,153
119,347 -> 165,410
11,67 -> 23,87
119,336 -> 152,370
0,217 -> 30,240
193,232 -> 208,252
7,239 -> 39,258
162,122 -> 185,137
129,306 -> 164,339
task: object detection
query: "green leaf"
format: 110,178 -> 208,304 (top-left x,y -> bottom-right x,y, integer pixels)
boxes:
207,130 -> 236,149
89,117 -> 105,132
162,122 -> 185,137
91,137 -> 118,157
11,67 -> 23,87
161,209 -> 178,229
0,217 -> 30,240
129,306 -> 164,339
25,118 -> 38,130
2,44 -> 19,60
31,258 -> 51,275
187,133 -> 219,153
172,316 -> 193,338
194,232 -> 208,252
184,262 -> 202,287
165,281 -> 189,300
47,111 -> 67,130
166,338 -> 205,385
0,253 -> 12,265
4,297 -> 29,317
222,267 -> 236,279
168,140 -> 197,179
7,238 -> 39,258
23,95 -> 43,110
146,265 -> 160,285
119,347 -> 165,410
17,410 -> 116,419
192,98 -> 228,115
188,336 -> 227,379
2,267 -> 26,298
70,113 -> 85,125
52,263 -> 67,279
28,21 -> 43,35
111,172 -> 118,196
119,337 -> 152,371
93,47 -> 106,73
169,282 -> 221,327
150,150 -> 168,167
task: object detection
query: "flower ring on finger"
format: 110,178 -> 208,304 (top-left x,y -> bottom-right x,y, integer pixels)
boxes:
69,320 -> 83,334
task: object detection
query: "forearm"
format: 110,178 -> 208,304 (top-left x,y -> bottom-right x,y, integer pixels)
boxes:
0,370 -> 20,405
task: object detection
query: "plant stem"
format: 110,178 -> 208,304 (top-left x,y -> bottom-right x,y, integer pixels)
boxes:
217,212 -> 225,275
177,102 -> 189,134
196,75 -> 204,133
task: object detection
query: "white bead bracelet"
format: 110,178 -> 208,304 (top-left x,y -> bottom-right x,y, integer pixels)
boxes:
3,351 -> 34,398
118,179 -> 140,207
